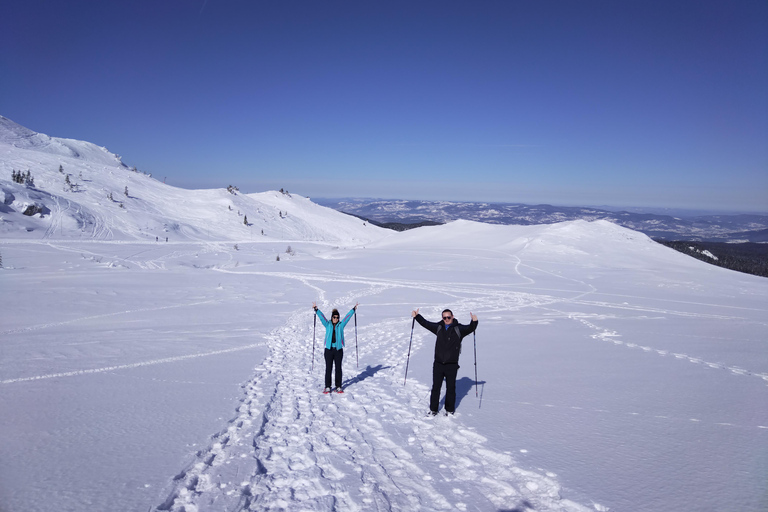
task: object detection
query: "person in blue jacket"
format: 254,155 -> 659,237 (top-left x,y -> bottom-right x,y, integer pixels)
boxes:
313,301 -> 358,393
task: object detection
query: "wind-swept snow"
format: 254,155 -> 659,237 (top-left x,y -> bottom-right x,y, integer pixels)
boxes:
1,117 -> 767,512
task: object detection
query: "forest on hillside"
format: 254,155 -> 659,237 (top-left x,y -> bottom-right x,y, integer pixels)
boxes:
656,241 -> 768,278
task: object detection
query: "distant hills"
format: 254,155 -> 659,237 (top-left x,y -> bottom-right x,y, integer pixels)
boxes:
2,113 -> 765,246
316,198 -> 768,243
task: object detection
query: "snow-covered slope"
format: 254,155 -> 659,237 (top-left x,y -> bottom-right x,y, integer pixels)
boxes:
0,115 -> 385,244
2,115 -> 766,512
0,115 -> 124,166
2,213 -> 767,512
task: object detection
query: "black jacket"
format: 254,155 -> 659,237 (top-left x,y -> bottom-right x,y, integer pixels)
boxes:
415,314 -> 478,364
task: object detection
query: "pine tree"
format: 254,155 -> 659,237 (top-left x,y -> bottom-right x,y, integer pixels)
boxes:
243,215 -> 248,225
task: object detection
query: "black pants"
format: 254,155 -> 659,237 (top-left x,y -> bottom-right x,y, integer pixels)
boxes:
431,362 -> 459,413
324,348 -> 343,388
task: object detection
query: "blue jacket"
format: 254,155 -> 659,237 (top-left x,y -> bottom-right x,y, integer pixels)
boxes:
316,307 -> 355,349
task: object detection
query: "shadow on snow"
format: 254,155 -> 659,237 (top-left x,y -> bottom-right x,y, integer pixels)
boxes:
342,364 -> 392,388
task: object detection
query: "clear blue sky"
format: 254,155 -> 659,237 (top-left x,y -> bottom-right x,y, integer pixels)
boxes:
2,1 -> 766,211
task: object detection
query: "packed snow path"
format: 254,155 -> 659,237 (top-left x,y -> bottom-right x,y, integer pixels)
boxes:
157,301 -> 589,512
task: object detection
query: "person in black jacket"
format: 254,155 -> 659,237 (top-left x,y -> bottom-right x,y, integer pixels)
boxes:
412,308 -> 478,415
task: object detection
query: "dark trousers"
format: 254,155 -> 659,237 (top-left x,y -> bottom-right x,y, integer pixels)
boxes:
431,362 -> 460,413
324,348 -> 343,388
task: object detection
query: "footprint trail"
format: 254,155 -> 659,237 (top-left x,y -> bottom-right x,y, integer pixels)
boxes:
156,301 -> 593,512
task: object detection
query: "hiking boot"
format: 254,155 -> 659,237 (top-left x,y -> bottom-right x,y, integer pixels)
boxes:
335,387 -> 344,394
323,387 -> 331,394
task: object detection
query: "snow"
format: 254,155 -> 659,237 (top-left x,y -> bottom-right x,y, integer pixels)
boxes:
0,115 -> 383,244
1,117 -> 767,512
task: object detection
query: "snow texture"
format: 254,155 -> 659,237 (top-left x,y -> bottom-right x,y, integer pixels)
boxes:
1,117 -> 767,512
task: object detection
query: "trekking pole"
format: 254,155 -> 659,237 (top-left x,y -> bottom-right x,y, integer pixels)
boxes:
354,309 -> 359,369
404,317 -> 415,386
312,312 -> 316,372
473,330 -> 478,398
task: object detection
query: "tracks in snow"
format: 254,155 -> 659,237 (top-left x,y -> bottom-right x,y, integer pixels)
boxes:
156,305 -> 591,512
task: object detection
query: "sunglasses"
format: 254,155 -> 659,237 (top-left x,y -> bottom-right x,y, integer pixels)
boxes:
332,315 -> 340,319
442,315 -> 453,320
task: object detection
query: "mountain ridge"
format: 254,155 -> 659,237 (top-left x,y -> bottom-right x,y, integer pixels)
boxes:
0,116 -> 384,244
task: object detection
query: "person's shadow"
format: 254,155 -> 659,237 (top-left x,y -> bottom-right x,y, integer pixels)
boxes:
441,376 -> 487,410
342,364 -> 391,388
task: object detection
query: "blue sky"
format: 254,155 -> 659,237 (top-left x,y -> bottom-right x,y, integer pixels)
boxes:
2,1 -> 766,211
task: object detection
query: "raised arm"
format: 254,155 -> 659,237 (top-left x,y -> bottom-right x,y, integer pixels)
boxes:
340,304 -> 357,327
313,303 -> 329,326
460,312 -> 478,336
413,309 -> 440,334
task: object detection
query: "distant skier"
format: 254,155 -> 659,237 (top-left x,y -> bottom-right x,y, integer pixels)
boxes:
412,308 -> 478,415
314,302 -> 358,394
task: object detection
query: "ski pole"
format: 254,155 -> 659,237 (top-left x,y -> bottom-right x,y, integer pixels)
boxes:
354,309 -> 359,369
312,312 -> 316,372
473,330 -> 478,398
404,317 -> 415,386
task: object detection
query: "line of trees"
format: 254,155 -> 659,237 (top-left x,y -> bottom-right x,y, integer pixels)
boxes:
656,240 -> 768,278
11,170 -> 34,186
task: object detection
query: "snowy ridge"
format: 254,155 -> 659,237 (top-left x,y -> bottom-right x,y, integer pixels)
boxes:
0,115 -> 386,244
0,115 -> 123,166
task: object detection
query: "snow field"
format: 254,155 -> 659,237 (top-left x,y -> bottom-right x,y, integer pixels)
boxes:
1,218 -> 766,512
157,302 -> 590,512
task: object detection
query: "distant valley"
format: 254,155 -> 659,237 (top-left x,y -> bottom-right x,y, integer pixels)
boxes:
316,198 -> 768,243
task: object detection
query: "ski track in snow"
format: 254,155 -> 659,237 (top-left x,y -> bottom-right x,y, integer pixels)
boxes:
0,342 -> 268,385
0,298 -> 222,337
215,265 -> 768,388
156,285 -> 594,512
568,314 -> 768,385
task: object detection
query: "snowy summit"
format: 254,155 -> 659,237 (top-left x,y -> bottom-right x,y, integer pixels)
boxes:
0,115 -> 383,244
